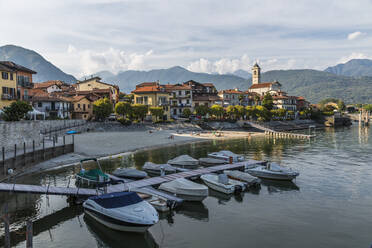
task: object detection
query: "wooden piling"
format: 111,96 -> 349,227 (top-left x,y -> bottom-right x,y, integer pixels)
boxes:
3,203 -> 10,248
32,140 -> 35,162
26,220 -> 33,248
2,147 -> 5,176
23,142 -> 26,166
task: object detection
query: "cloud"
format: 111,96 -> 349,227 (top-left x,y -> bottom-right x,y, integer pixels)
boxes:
347,31 -> 366,40
338,52 -> 372,63
65,46 -> 154,77
187,55 -> 252,74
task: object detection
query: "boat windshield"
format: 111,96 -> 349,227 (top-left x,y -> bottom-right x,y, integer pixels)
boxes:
90,192 -> 143,209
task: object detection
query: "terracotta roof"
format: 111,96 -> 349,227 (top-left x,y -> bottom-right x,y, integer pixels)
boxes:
0,61 -> 36,74
296,96 -> 305,100
249,82 -> 281,89
34,80 -> 65,89
163,84 -> 191,91
137,82 -> 159,87
132,86 -> 163,93
202,83 -> 215,87
219,89 -> 243,94
193,95 -> 220,101
77,77 -> 119,89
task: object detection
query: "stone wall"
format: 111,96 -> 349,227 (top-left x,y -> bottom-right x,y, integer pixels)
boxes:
0,120 -> 85,148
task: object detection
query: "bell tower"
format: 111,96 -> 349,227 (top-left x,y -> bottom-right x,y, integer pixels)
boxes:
252,63 -> 261,85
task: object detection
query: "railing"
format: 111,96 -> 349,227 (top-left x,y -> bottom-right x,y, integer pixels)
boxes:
18,82 -> 34,88
1,94 -> 16,100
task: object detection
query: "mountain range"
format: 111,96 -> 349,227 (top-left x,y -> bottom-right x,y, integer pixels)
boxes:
0,44 -> 371,103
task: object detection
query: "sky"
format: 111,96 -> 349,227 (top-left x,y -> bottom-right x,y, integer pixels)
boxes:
1,0 -> 372,77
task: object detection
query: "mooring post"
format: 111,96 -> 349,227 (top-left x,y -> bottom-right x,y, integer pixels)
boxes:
63,136 -> 66,154
43,138 -> 45,160
32,140 -> 35,162
13,144 -> 17,168
53,136 -> 56,156
3,203 -> 10,248
23,142 -> 26,166
26,220 -> 33,248
2,147 -> 5,176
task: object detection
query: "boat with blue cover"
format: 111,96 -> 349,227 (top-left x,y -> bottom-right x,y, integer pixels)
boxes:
83,191 -> 159,232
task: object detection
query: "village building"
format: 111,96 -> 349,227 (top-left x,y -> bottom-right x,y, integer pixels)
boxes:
132,82 -> 171,121
217,89 -> 243,107
182,80 -> 219,108
163,84 -> 192,118
76,77 -> 119,105
30,89 -> 71,119
66,95 -> 94,120
0,61 -> 36,108
33,80 -> 68,93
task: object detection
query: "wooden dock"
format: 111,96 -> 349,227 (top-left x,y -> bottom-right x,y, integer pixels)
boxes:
0,160 -> 262,199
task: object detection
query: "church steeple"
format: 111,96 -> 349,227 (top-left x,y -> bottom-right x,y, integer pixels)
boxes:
252,63 -> 261,85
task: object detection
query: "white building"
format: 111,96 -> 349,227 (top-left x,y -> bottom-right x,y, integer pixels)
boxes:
32,96 -> 71,119
164,84 -> 192,118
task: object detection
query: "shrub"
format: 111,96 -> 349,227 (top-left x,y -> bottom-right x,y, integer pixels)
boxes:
3,101 -> 32,121
117,117 -> 132,126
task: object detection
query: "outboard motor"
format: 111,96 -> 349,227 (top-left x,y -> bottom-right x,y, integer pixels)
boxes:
234,185 -> 243,194
166,200 -> 177,210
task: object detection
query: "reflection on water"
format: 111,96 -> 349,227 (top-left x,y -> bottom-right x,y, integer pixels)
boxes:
84,215 -> 159,248
0,125 -> 371,248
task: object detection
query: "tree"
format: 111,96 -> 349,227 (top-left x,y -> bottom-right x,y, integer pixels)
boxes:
254,95 -> 261,105
132,104 -> 148,121
115,102 -> 132,119
182,108 -> 192,118
363,104 -> 372,112
93,98 -> 113,121
226,105 -> 238,119
235,105 -> 245,120
149,107 -> 164,121
245,106 -> 255,119
2,101 -> 32,121
255,106 -> 270,121
195,105 -> 209,117
262,92 -> 274,110
210,105 -> 224,119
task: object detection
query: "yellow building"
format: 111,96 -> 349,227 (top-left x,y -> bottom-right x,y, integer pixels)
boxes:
70,95 -> 94,120
132,82 -> 171,121
76,77 -> 119,105
0,64 -> 17,109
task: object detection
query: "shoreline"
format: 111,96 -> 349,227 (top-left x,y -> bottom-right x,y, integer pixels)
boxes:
6,130 -> 264,180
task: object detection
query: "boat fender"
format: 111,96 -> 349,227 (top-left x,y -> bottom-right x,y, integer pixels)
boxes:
234,185 -> 243,194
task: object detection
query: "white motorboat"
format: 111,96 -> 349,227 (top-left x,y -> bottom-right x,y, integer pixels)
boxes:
83,191 -> 159,232
143,162 -> 177,176
159,178 -> 209,201
207,150 -> 244,163
112,168 -> 148,180
200,174 -> 246,194
199,157 -> 227,166
246,162 -> 299,181
224,170 -> 261,188
167,155 -> 199,169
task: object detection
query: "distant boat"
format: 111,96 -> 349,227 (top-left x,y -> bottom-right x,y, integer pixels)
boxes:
207,150 -> 244,163
167,155 -> 199,169
159,178 -> 209,202
246,162 -> 299,181
76,158 -> 110,187
224,170 -> 261,189
199,157 -> 227,166
143,162 -> 177,176
200,174 -> 246,194
112,168 -> 148,180
83,191 -> 159,232
65,130 -> 79,135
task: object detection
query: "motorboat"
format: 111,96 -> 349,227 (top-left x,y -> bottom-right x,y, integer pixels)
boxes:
207,150 -> 244,163
167,155 -> 199,169
199,157 -> 227,166
83,191 -> 159,232
246,162 -> 299,181
200,173 -> 246,194
158,178 -> 209,201
76,158 -> 111,187
112,168 -> 148,180
142,162 -> 177,176
223,170 -> 261,189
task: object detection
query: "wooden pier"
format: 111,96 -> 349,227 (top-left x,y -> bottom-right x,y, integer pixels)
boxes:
0,160 -> 261,198
264,131 -> 315,139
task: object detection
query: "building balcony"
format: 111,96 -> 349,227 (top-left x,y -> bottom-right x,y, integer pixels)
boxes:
18,82 -> 34,88
1,94 -> 16,100
158,101 -> 170,106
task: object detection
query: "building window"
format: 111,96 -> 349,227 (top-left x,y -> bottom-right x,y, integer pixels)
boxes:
83,104 -> 86,111
2,87 -> 8,94
178,91 -> 182,96
144,96 -> 148,105
78,104 -> 81,108
38,102 -> 42,107
2,72 -> 8,80
186,99 -> 190,104
9,73 -> 13,80
88,104 -> 90,109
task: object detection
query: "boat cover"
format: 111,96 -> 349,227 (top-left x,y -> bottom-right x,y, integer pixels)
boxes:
268,163 -> 283,172
199,158 -> 226,165
168,155 -> 198,165
218,174 -> 229,185
113,168 -> 147,178
159,178 -> 208,194
89,192 -> 142,209
143,162 -> 176,172
219,150 -> 239,157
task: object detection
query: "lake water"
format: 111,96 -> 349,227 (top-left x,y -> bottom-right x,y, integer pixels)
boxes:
1,125 -> 371,248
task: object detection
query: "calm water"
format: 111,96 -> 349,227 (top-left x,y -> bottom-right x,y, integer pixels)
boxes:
1,125 -> 371,248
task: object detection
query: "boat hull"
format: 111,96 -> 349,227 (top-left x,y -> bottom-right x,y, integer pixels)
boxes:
247,170 -> 298,181
84,209 -> 152,233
